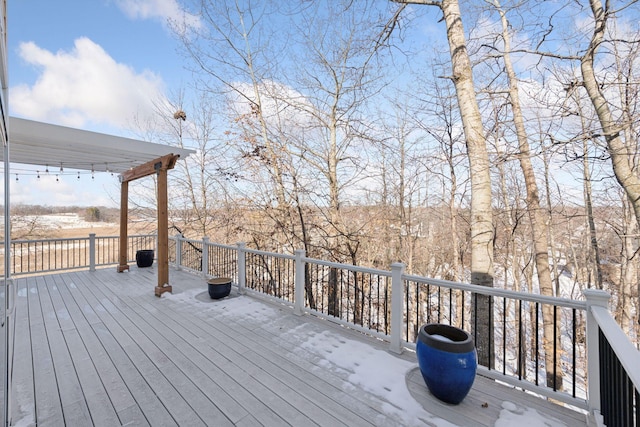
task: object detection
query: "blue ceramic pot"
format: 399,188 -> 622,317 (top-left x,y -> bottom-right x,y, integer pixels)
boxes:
416,323 -> 477,404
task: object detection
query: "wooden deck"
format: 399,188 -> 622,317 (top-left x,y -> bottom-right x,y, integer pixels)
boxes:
10,266 -> 588,426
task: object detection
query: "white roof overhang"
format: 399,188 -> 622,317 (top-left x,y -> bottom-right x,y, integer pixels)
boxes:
6,117 -> 195,174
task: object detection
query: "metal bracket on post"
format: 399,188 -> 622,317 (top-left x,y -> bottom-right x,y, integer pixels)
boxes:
294,249 -> 306,316
583,288 -> 610,417
236,242 -> 246,295
389,262 -> 406,354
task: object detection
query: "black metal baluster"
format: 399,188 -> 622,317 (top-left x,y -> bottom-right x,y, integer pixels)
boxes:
489,295 -> 493,370
473,293 -> 478,355
449,288 -> 453,325
437,285 -> 441,323
535,302 -> 539,386
553,305 -> 558,391
518,299 -> 522,380
572,308 -> 576,398
503,297 -> 507,375
405,281 -> 410,342
461,290 -> 465,330
376,276 -> 381,332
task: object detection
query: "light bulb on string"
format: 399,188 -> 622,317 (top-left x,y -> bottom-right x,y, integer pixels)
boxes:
77,171 -> 80,180
91,164 -> 95,180
37,171 -> 40,179
56,174 -> 59,182
60,163 -> 63,173
15,174 -> 18,182
45,165 -> 49,174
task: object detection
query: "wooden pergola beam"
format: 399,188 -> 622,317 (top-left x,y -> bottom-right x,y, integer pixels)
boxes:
117,153 -> 181,297
120,153 -> 179,183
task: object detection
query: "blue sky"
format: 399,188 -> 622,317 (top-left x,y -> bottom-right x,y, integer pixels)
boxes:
8,0 -> 196,207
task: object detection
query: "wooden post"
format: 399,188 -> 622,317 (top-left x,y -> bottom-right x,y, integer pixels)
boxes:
237,242 -> 246,295
201,237 -> 209,278
175,233 -> 183,271
584,289 -> 610,418
118,154 -> 179,296
389,262 -> 406,354
117,180 -> 130,272
89,233 -> 96,272
155,167 -> 171,296
294,249 -> 306,315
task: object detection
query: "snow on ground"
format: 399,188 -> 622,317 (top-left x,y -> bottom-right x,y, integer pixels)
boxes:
162,290 -> 568,427
12,213 -> 114,231
496,402 -> 567,427
294,326 -> 456,427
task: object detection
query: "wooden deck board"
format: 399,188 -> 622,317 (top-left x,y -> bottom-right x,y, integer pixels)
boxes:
144,292 -> 394,426
11,278 -> 35,425
11,267 -> 589,426
119,301 -> 300,425
129,297 -> 318,426
45,274 -> 122,427
26,276 -> 66,426
88,271 -> 325,427
50,273 -> 150,427
86,278 -> 244,426
63,271 -> 174,427
38,275 -> 96,426
70,272 -> 209,427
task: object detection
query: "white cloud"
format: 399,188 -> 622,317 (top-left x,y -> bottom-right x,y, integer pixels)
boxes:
115,0 -> 202,30
11,37 -> 165,129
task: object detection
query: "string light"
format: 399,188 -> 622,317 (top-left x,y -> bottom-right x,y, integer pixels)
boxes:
7,167 -> 122,178
15,174 -> 18,182
56,174 -> 59,182
8,162 -> 131,179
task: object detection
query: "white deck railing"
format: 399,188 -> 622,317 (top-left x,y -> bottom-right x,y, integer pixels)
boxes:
7,233 -> 156,275
4,233 -> 639,424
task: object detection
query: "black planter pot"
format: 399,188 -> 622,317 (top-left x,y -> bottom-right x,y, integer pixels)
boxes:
208,278 -> 232,299
136,249 -> 154,268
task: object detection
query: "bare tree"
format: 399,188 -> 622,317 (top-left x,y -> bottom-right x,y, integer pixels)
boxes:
482,0 -> 563,389
580,0 -> 640,230
176,0 -> 295,249
393,0 -> 495,366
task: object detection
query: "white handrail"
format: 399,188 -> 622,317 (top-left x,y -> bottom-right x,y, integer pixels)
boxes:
404,273 -> 587,310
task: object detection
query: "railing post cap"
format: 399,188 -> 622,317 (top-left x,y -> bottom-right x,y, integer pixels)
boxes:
583,288 -> 610,306
295,249 -> 305,256
236,242 -> 246,248
202,236 -> 210,242
391,262 -> 405,270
